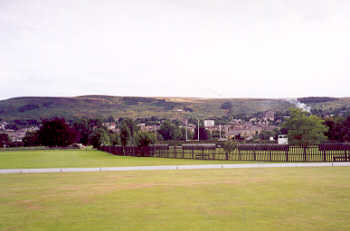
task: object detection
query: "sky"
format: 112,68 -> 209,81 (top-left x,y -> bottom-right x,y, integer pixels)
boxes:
1,0 -> 350,100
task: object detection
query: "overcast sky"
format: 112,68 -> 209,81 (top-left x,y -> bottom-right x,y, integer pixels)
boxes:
1,0 -> 350,100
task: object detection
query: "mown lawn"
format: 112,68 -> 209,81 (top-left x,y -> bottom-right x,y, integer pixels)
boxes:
0,149 -> 257,169
0,167 -> 349,231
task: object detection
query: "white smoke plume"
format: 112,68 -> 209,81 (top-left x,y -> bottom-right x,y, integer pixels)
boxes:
285,98 -> 311,113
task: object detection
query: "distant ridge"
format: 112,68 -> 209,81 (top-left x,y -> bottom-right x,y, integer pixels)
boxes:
0,95 -> 349,121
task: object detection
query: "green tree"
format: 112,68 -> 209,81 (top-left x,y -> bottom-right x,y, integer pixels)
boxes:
282,108 -> 328,145
120,123 -> 131,147
38,118 -> 77,147
179,127 -> 193,140
88,128 -> 111,148
158,120 -> 181,140
223,140 -> 237,160
109,131 -> 121,145
258,130 -> 278,143
324,116 -> 350,142
73,119 -> 90,145
119,118 -> 138,145
0,133 -> 11,147
73,118 -> 104,145
22,131 -> 39,146
193,126 -> 210,140
135,131 -> 156,147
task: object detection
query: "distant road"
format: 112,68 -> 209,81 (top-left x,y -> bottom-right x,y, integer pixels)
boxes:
1,162 -> 350,174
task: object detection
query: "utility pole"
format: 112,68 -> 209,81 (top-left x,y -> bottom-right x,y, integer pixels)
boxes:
197,119 -> 200,141
154,122 -> 157,140
185,119 -> 188,142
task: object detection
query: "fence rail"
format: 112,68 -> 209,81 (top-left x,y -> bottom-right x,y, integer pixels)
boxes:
99,144 -> 350,162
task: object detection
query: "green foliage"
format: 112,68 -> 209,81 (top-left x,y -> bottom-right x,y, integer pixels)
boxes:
120,123 -> 131,147
109,132 -> 121,145
223,140 -> 237,154
180,127 -> 193,140
193,126 -> 210,140
259,130 -> 278,142
37,118 -> 77,147
135,131 -> 156,147
120,118 -> 138,136
88,128 -> 111,148
324,115 -> 350,142
282,108 -> 328,145
158,120 -> 181,140
73,118 -> 105,145
0,133 -> 11,147
73,119 -> 90,145
22,131 -> 40,146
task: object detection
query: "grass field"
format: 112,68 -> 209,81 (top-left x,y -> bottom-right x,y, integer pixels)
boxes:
1,167 -> 349,231
0,149 -> 258,169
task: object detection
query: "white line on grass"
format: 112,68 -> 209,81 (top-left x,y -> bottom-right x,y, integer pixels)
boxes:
1,162 -> 350,174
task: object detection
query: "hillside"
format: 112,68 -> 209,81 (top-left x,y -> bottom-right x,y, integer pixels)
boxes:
298,97 -> 350,115
0,95 -> 293,122
1,95 -> 350,122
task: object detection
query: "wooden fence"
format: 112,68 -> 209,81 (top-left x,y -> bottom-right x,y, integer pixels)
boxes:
99,143 -> 350,162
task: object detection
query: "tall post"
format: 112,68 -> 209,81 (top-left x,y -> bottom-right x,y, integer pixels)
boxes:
154,124 -> 157,141
197,119 -> 200,141
185,119 -> 188,142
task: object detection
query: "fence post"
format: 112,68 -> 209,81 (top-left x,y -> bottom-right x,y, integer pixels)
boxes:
344,149 -> 347,162
303,146 -> 307,161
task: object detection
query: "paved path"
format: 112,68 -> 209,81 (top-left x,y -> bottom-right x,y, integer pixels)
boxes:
1,162 -> 350,174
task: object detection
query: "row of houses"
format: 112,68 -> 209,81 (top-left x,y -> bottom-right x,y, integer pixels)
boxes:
0,127 -> 39,142
102,111 -> 278,141
204,120 -> 277,140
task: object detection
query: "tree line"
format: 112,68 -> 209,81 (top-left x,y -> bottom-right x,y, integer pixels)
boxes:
0,117 -> 210,148
2,108 -> 350,148
272,108 -> 350,145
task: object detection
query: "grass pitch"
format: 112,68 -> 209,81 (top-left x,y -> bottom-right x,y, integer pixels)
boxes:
0,167 -> 349,231
0,149 -> 257,169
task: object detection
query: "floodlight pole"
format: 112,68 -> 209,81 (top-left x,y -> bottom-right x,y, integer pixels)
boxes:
154,123 -> 157,140
185,119 -> 188,142
197,119 -> 200,141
